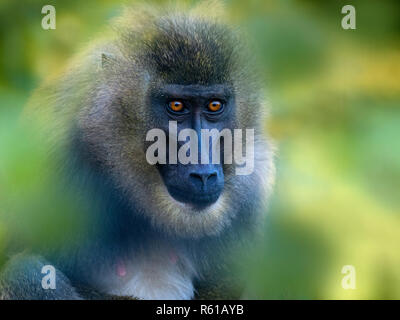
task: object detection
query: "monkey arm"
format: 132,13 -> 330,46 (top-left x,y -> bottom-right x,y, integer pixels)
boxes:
0,253 -> 82,300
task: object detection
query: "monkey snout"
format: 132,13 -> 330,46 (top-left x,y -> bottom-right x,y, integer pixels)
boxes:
189,171 -> 218,191
183,165 -> 224,208
159,163 -> 224,208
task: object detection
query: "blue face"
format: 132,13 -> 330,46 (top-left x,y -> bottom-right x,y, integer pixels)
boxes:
149,84 -> 235,209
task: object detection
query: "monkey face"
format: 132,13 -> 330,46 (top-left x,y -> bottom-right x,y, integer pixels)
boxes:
79,75 -> 272,238
148,84 -> 234,209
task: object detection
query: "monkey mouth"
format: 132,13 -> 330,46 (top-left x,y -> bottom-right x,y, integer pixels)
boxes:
166,187 -> 222,210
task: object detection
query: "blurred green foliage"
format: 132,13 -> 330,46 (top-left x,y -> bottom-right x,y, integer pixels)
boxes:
0,0 -> 399,299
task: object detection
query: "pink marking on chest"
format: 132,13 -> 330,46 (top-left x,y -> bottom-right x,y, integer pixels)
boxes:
169,250 -> 179,264
116,260 -> 127,277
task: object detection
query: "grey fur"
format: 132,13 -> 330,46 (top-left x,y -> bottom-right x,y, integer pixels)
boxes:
0,3 -> 275,299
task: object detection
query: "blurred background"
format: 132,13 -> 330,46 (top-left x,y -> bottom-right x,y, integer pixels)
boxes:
0,0 -> 399,299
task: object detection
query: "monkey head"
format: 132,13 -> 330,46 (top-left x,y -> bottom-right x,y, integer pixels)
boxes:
77,9 -> 275,239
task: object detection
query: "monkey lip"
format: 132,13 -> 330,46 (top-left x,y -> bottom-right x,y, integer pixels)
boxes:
166,186 -> 222,210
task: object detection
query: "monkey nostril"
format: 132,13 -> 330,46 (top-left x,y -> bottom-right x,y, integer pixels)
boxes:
189,173 -> 206,188
207,172 -> 217,185
189,172 -> 218,189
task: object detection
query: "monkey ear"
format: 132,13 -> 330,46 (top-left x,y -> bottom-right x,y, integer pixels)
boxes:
101,52 -> 118,69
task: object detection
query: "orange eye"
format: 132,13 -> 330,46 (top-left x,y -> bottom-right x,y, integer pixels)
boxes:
169,101 -> 184,112
208,100 -> 222,112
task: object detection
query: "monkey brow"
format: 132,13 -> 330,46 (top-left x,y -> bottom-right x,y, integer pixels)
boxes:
157,84 -> 233,100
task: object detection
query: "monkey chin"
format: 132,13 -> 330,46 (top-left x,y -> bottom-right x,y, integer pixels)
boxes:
168,192 -> 221,211
149,184 -> 232,239
165,188 -> 222,212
